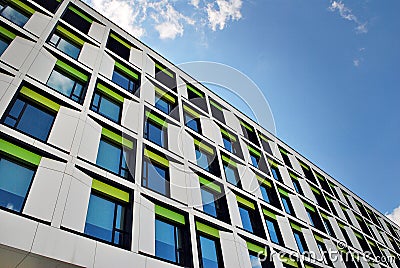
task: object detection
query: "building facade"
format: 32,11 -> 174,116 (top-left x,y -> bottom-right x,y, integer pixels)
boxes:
0,0 -> 399,267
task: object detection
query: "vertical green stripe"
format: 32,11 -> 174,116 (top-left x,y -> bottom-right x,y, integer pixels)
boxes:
155,205 -> 185,225
196,222 -> 219,238
110,33 -> 131,49
92,179 -> 129,202
102,128 -> 134,149
68,6 -> 93,23
144,148 -> 169,167
55,60 -> 88,82
20,86 -> 60,112
115,61 -> 139,80
0,139 -> 41,166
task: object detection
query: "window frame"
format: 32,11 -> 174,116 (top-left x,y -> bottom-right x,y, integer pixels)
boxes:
197,233 -> 224,268
90,91 -> 122,123
142,157 -> 170,196
3,95 -> 57,142
0,153 -> 36,213
84,189 -> 131,249
0,1 -> 32,27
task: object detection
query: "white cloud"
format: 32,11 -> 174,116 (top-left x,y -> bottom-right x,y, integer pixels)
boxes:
386,205 -> 400,227
329,1 -> 368,34
190,0 -> 200,8
84,0 -> 244,40
150,2 -> 195,39
353,59 -> 360,67
85,0 -> 146,38
206,0 -> 243,31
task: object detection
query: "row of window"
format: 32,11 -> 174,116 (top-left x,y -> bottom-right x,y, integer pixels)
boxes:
2,80 -> 399,254
2,141 -> 397,268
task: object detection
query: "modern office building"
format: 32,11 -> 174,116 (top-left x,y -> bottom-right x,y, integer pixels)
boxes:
0,0 -> 399,267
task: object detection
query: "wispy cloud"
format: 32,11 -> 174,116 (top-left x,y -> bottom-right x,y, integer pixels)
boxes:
329,1 -> 368,34
206,0 -> 243,31
386,205 -> 400,227
353,59 -> 360,67
83,0 -> 244,40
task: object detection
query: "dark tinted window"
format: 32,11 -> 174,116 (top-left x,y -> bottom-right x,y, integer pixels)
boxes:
4,97 -> 55,141
61,6 -> 92,34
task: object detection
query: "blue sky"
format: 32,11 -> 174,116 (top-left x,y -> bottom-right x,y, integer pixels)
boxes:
85,0 -> 400,223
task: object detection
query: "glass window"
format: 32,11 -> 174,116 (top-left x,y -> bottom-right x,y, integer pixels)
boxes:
281,196 -> 293,215
0,156 -> 35,212
250,153 -> 259,168
84,192 -> 129,247
155,218 -> 184,264
306,210 -> 315,227
196,148 -> 212,171
144,119 -> 166,148
0,3 -> 30,27
292,179 -> 302,195
223,163 -> 240,187
4,98 -> 55,141
31,0 -> 60,13
48,32 -> 81,59
201,187 -> 218,217
293,231 -> 307,253
260,185 -> 271,203
0,36 -> 10,56
184,112 -> 201,133
199,235 -> 221,268
323,218 -> 335,237
142,159 -> 169,196
106,33 -> 130,61
270,166 -> 282,182
155,95 -> 171,114
47,69 -> 85,103
90,92 -> 121,123
265,218 -> 282,245
222,136 -> 232,152
249,253 -> 263,268
112,69 -> 137,93
61,5 -> 92,34
96,139 -> 129,178
239,206 -> 254,233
